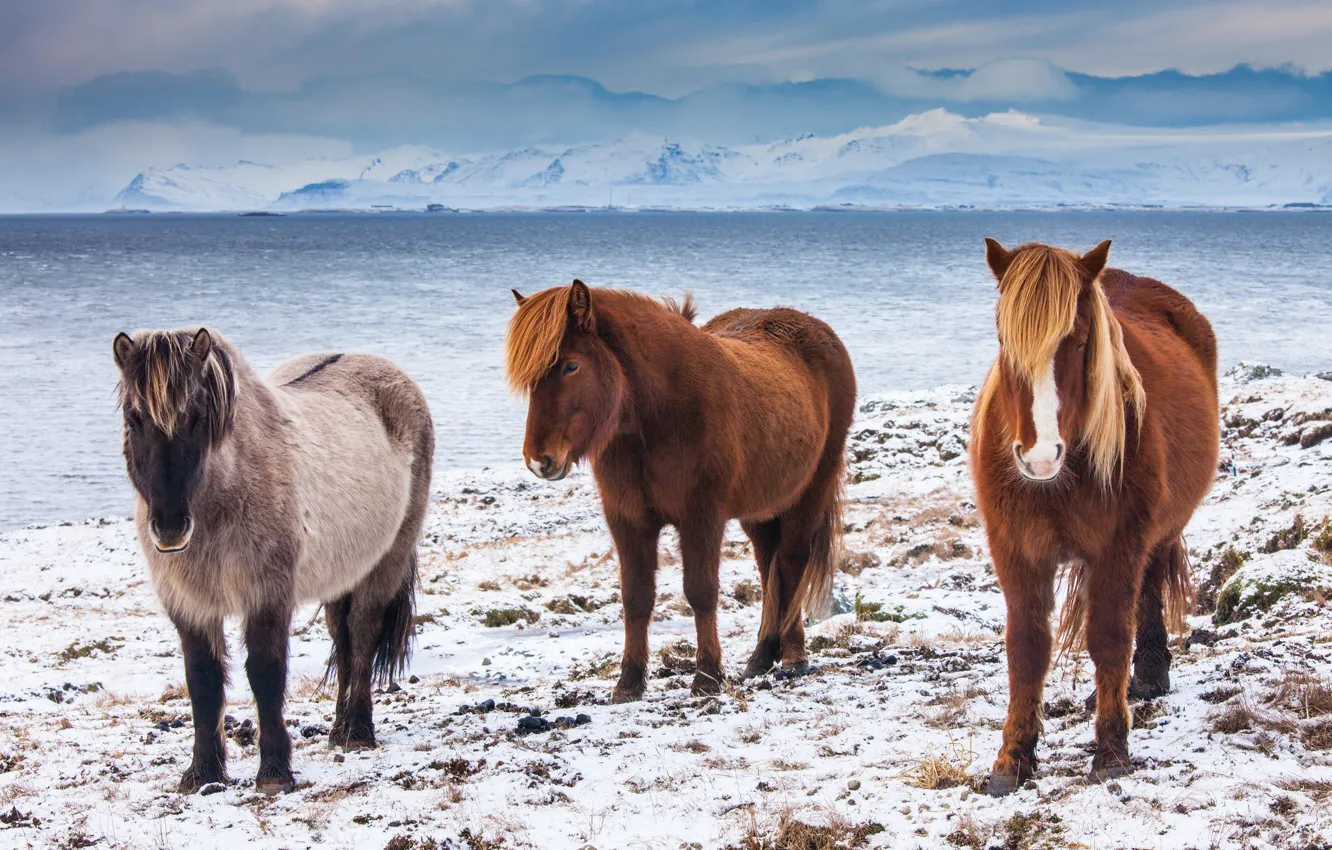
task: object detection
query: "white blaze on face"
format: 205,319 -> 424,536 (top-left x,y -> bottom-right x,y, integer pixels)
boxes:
1017,356 -> 1065,480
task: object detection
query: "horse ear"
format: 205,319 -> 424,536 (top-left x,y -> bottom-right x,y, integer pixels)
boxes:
191,328 -> 213,360
112,333 -> 134,370
984,238 -> 1012,283
511,289 -> 526,306
1080,240 -> 1111,281
568,279 -> 595,332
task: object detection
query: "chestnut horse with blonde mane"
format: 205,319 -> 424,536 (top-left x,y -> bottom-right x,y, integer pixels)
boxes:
507,280 -> 855,700
971,240 -> 1218,795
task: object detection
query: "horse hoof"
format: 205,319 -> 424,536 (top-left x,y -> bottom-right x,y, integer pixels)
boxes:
1090,764 -> 1132,784
329,721 -> 376,751
178,765 -> 228,795
255,767 -> 296,796
741,660 -> 774,680
775,661 -> 810,679
1128,676 -> 1169,701
985,773 -> 1020,797
690,673 -> 725,696
611,687 -> 644,704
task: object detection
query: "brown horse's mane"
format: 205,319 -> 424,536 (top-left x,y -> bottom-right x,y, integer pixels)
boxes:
974,244 -> 1145,487
117,330 -> 237,444
505,283 -> 697,394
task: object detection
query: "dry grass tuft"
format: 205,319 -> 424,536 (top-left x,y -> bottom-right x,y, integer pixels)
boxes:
1210,696 -> 1296,735
730,807 -> 885,850
897,738 -> 977,790
1266,670 -> 1332,718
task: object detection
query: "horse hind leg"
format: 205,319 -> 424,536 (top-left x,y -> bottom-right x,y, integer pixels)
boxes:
1130,539 -> 1185,700
330,544 -> 417,751
773,455 -> 844,678
323,596 -> 353,736
741,518 -> 782,679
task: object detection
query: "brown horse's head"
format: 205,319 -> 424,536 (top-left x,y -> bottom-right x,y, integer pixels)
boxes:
113,328 -> 237,552
978,239 -> 1144,486
506,280 -> 627,480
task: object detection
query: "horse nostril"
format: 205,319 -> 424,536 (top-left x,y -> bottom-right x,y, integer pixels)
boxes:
541,455 -> 557,475
1054,444 -> 1064,462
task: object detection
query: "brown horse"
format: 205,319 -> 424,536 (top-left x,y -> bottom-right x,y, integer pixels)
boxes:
970,240 -> 1218,794
507,280 -> 855,700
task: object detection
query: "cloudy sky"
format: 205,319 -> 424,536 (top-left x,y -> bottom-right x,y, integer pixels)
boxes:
3,0 -> 1331,99
1,0 -> 1330,208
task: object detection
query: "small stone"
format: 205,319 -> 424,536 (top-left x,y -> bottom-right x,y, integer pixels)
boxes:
154,720 -> 171,731
575,713 -> 592,726
300,724 -> 328,739
482,658 -> 492,666
847,780 -> 861,791
386,682 -> 403,693
408,675 -> 420,684
199,782 -> 226,796
1106,781 -> 1123,795
333,754 -> 345,763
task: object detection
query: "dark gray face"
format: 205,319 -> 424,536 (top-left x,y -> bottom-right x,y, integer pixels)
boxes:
114,328 -> 227,554
122,395 -> 212,552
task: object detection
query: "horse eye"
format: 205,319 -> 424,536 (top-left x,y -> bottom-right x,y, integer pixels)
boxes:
1075,342 -> 1087,352
562,361 -> 580,376
125,413 -> 140,433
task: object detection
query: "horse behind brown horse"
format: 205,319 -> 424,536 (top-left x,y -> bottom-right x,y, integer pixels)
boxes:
507,280 -> 856,700
970,240 -> 1218,795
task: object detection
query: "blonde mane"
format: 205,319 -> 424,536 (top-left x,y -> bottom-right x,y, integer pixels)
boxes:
117,330 -> 237,442
504,284 -> 696,394
974,245 -> 1145,487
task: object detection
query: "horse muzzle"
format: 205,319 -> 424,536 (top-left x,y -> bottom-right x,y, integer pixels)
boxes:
1013,442 -> 1064,482
526,453 -> 572,481
149,515 -> 195,553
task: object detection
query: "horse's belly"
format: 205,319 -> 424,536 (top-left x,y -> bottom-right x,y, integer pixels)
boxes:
290,438 -> 415,605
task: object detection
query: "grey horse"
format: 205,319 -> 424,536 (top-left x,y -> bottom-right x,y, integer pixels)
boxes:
113,328 -> 434,794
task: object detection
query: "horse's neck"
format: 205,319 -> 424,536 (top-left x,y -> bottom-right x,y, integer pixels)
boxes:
605,307 -> 710,438
202,360 -> 281,492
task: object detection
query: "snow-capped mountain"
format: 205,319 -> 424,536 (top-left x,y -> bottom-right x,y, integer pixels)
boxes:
113,110 -> 1332,211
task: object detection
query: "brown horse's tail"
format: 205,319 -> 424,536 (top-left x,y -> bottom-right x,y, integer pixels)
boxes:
372,552 -> 417,687
782,479 -> 843,632
1055,536 -> 1193,659
1161,537 -> 1194,635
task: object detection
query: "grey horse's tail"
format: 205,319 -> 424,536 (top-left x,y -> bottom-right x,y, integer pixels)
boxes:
372,553 -> 416,687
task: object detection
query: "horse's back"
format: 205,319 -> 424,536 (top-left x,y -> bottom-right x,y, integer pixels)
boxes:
691,307 -> 855,518
1106,268 -> 1219,534
269,352 -> 434,603
1103,269 -> 1217,385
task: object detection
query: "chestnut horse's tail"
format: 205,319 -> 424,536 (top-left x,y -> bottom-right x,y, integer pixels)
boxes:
782,475 -> 844,632
1055,536 -> 1193,658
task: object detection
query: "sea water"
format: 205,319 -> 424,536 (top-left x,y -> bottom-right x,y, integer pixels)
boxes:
2,210 -> 1330,528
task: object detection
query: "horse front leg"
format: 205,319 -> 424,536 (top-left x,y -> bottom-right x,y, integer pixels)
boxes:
607,514 -> 661,703
243,606 -> 295,794
988,547 -> 1057,797
172,616 -> 229,793
680,517 -> 726,696
1086,547 -> 1147,782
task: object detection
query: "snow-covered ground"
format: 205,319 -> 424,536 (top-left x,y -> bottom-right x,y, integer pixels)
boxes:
111,110 -> 1332,213
2,369 -> 1331,849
